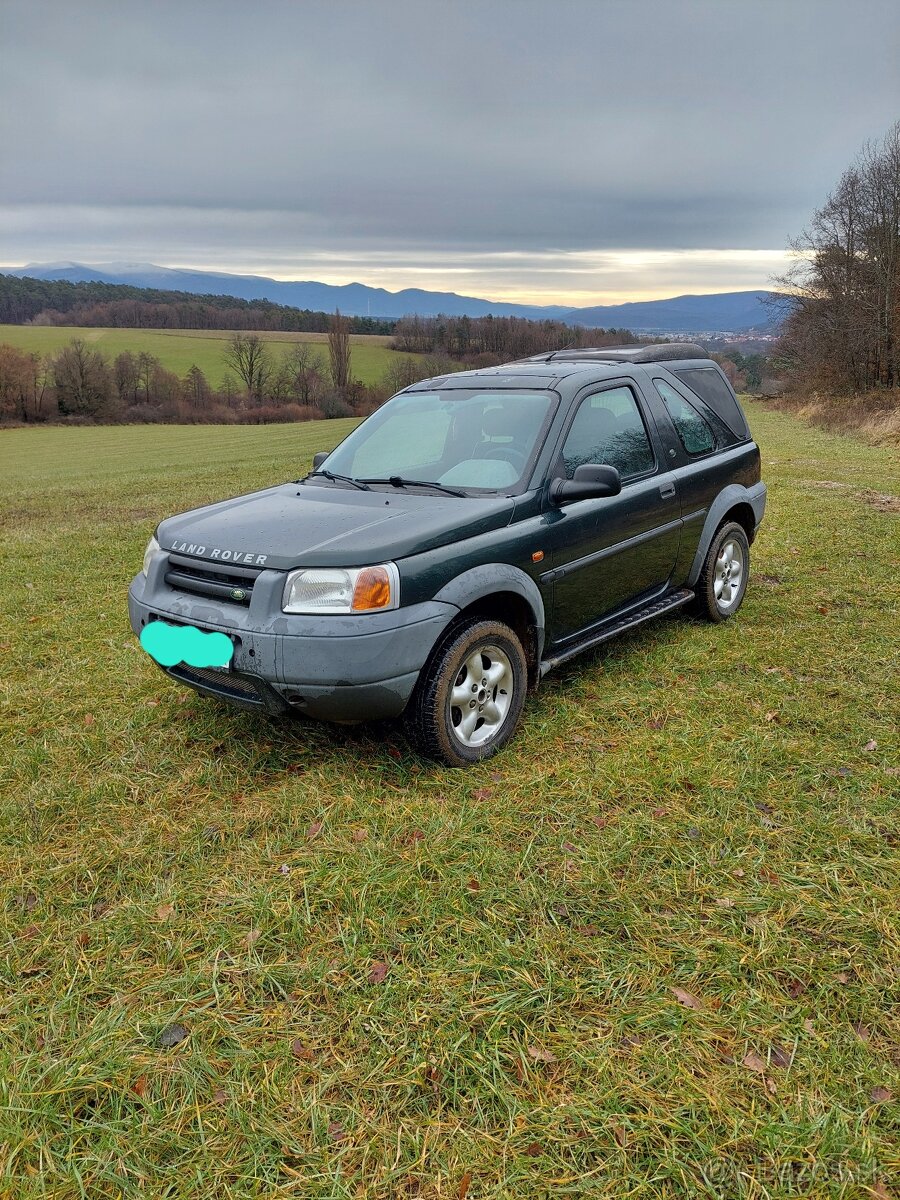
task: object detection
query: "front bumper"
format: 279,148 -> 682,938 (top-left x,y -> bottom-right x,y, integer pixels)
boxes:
129,565 -> 457,722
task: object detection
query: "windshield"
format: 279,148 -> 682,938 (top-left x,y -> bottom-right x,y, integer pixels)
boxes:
317,389 -> 557,492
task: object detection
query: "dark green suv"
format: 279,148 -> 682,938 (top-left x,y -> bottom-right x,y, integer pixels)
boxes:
130,343 -> 766,766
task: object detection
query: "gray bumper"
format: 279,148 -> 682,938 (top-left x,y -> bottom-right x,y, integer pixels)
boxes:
128,567 -> 456,722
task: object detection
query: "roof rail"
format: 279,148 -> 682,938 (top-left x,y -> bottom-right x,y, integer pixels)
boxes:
526,342 -> 711,365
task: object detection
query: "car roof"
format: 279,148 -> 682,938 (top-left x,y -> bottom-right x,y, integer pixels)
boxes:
404,343 -> 715,392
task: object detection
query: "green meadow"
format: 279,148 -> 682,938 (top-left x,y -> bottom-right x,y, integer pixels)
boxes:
0,404 -> 897,1197
0,325 -> 406,388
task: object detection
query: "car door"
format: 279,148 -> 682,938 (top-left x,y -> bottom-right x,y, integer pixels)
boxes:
543,381 -> 682,644
646,374 -> 753,579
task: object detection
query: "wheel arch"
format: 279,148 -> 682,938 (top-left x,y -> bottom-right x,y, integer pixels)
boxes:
687,484 -> 764,588
429,565 -> 545,687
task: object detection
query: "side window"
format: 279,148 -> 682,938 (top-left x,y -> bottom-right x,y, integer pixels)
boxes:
673,367 -> 748,440
654,380 -> 716,456
561,385 -> 655,480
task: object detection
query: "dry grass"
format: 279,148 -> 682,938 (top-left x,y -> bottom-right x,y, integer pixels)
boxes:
765,389 -> 900,446
1,404 -> 898,1197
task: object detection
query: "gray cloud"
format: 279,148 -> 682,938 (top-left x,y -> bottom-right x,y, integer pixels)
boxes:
1,0 -> 898,300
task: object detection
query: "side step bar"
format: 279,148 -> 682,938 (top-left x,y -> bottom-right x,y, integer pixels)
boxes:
539,588 -> 695,676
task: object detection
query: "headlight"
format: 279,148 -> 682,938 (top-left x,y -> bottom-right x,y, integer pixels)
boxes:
142,535 -> 160,576
282,563 -> 400,614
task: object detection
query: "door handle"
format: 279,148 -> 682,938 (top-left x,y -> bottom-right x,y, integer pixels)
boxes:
659,482 -> 676,499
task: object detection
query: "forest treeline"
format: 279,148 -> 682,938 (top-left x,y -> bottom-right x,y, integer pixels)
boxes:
778,122 -> 900,394
0,271 -> 763,426
0,323 -> 427,426
0,273 -> 394,334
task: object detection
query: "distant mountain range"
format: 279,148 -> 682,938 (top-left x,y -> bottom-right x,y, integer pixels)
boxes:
13,262 -> 782,332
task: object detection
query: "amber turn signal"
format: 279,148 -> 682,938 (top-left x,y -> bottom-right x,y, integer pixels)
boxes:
351,565 -> 393,611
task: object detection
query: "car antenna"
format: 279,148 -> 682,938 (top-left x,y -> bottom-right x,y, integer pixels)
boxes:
543,341 -> 576,362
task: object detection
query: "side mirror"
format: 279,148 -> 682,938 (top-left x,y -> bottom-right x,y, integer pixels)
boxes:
550,463 -> 622,506
312,451 -> 329,470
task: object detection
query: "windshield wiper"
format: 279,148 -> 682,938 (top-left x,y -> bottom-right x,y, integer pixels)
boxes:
358,475 -> 466,498
305,469 -> 370,491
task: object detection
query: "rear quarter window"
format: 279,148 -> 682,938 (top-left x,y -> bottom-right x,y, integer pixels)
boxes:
673,367 -> 749,440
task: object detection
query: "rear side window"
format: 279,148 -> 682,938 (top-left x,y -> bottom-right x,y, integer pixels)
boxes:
562,385 -> 655,479
673,367 -> 749,439
656,382 -> 715,455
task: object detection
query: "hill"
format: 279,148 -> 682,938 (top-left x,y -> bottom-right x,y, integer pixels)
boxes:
13,262 -> 783,331
567,290 -> 783,333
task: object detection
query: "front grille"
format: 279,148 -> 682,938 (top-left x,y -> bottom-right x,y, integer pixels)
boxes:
164,552 -> 262,606
169,663 -> 264,704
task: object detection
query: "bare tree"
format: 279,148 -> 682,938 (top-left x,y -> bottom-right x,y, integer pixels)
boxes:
182,365 -> 212,409
224,333 -> 271,402
52,339 -> 114,417
0,345 -> 44,420
776,122 -> 900,393
277,341 -> 326,406
327,310 -> 351,393
114,351 -> 140,405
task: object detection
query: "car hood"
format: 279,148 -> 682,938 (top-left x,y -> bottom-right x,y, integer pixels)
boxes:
157,481 -> 517,570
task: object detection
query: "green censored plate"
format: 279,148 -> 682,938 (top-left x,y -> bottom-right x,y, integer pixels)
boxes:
140,621 -> 234,669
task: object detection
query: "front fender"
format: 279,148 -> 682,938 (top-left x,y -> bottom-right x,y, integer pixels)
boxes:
431,563 -> 546,658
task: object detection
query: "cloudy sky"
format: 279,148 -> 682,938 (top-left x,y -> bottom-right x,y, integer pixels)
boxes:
1,0 -> 898,304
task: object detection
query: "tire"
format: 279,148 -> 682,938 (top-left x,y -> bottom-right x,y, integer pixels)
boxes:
692,520 -> 750,623
404,618 -> 528,767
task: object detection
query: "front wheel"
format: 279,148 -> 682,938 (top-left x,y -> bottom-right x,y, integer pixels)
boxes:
693,520 -> 750,622
404,619 -> 528,767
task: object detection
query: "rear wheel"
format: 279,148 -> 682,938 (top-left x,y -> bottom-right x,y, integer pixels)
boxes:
693,520 -> 750,622
404,619 -> 528,767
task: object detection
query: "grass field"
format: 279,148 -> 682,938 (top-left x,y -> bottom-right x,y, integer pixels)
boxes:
1,405 -> 898,1198
0,325 -> 407,388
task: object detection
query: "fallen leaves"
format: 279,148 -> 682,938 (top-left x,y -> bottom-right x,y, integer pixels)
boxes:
670,987 -> 703,1010
527,1045 -> 557,1064
742,1050 -> 767,1074
523,1142 -> 543,1157
291,1040 -> 314,1062
871,1085 -> 893,1103
769,1043 -> 793,1069
741,1050 -> 778,1094
863,739 -> 878,752
157,1022 -> 189,1049
306,820 -> 323,840
155,903 -> 175,921
327,1120 -> 347,1142
368,961 -> 389,984
458,1172 -> 472,1199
